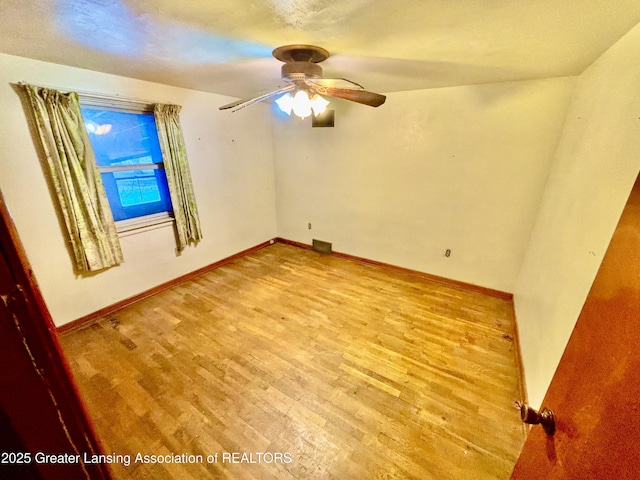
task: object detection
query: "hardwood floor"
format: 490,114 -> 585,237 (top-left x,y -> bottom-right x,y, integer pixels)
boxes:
59,243 -> 526,479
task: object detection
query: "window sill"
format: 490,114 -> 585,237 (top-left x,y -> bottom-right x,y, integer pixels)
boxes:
116,212 -> 174,237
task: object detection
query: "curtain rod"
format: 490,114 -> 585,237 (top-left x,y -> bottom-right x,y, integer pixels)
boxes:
19,81 -> 159,108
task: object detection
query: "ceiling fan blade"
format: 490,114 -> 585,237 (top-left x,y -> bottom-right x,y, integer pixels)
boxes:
219,83 -> 295,112
322,87 -> 386,107
306,78 -> 364,90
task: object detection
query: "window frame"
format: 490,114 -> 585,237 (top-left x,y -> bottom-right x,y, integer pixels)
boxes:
79,94 -> 175,235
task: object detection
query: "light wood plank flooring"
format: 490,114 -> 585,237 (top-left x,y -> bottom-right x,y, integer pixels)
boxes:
59,243 -> 525,479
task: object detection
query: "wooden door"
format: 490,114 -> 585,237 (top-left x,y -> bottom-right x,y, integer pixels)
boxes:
0,191 -> 111,480
511,173 -> 640,479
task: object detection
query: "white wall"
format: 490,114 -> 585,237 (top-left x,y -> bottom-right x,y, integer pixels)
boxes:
273,78 -> 575,293
0,53 -> 277,326
514,22 -> 640,408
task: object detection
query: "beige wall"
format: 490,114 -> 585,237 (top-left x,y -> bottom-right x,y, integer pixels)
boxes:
273,78 -> 575,292
0,53 -> 278,326
514,22 -> 640,408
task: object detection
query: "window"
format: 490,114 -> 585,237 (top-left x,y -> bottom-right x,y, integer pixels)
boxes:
81,105 -> 173,231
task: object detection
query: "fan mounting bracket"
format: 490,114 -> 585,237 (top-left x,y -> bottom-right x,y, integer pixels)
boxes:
273,45 -> 330,64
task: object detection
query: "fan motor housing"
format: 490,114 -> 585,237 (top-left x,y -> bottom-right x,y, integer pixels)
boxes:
281,61 -> 323,80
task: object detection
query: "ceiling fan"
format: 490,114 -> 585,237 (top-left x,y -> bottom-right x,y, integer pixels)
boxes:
219,44 -> 386,119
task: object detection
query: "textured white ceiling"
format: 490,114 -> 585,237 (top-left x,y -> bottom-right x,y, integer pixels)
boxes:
1,0 -> 640,99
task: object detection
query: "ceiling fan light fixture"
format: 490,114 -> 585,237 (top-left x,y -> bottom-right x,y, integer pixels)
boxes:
275,90 -> 329,119
275,92 -> 294,116
292,90 -> 312,119
310,94 -> 329,116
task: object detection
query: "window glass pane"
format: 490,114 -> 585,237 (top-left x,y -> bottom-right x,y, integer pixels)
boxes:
100,169 -> 173,221
81,108 -> 163,166
113,169 -> 161,206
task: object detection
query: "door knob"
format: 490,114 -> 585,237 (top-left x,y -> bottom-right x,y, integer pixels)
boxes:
515,401 -> 556,435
